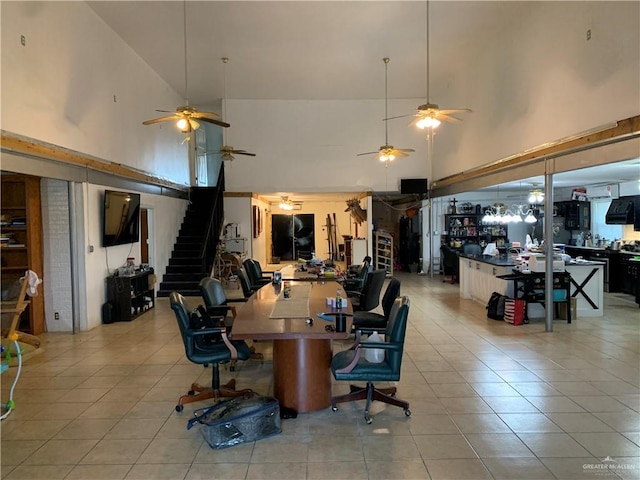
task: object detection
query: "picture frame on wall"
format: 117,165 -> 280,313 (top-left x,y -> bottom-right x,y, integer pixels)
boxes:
253,205 -> 261,238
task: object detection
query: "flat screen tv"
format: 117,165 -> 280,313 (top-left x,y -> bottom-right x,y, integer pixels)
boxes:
102,190 -> 141,247
400,178 -> 429,195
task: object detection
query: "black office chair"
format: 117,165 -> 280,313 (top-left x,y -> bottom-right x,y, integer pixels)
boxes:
243,259 -> 271,290
347,269 -> 386,312
236,267 -> 257,299
352,278 -> 401,331
342,256 -> 372,292
330,296 -> 411,424
170,292 -> 253,412
462,243 -> 482,257
440,245 -> 459,284
199,277 -> 264,369
346,256 -> 372,278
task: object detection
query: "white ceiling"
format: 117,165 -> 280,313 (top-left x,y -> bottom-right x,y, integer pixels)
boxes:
87,1 -> 639,199
87,1 -> 528,102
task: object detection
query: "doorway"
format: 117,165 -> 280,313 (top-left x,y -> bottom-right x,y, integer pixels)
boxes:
140,207 -> 153,267
271,214 -> 315,261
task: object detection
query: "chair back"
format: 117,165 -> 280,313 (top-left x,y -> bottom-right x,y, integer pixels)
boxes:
381,278 -> 401,320
252,259 -> 266,277
358,269 -> 387,311
383,296 -> 410,373
440,245 -> 459,272
170,292 -> 197,355
462,243 -> 482,257
199,277 -> 227,307
237,268 -> 254,298
243,259 -> 260,285
170,291 -> 232,365
199,277 -> 231,317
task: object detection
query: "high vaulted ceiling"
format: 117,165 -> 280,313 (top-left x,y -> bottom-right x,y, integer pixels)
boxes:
87,1 -> 529,103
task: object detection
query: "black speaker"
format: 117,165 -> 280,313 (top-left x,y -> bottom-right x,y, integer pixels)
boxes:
400,178 -> 428,195
102,302 -> 115,324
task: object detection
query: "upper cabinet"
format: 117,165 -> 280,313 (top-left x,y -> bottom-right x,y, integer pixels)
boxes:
555,201 -> 591,231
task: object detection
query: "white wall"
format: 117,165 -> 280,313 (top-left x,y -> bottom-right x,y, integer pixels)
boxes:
83,184 -> 187,331
432,1 -> 639,180
1,1 -> 189,184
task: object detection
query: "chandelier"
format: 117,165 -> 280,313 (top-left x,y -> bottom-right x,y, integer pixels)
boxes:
482,203 -> 537,224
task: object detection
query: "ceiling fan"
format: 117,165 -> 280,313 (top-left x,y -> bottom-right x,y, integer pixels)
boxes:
385,1 -> 470,129
357,57 -> 414,166
213,57 -> 256,161
142,2 -> 230,135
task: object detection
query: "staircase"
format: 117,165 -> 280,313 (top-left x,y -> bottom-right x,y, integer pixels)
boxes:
157,171 -> 225,298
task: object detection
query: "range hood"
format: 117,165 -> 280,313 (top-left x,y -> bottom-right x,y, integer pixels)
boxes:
605,196 -> 636,225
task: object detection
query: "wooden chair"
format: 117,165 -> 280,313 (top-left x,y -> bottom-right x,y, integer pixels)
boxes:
1,271 -> 41,348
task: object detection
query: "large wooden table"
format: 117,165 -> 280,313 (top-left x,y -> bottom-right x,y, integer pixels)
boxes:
231,281 -> 352,413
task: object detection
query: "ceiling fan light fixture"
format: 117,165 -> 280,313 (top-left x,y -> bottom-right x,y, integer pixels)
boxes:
416,116 -> 441,129
279,196 -> 294,211
176,117 -> 189,131
528,189 -> 544,204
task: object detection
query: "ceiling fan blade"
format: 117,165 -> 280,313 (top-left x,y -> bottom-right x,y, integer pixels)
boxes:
199,117 -> 231,128
438,108 -> 471,115
235,151 -> 257,156
439,114 -> 463,123
155,109 -> 176,113
396,148 -> 415,153
192,111 -> 221,119
394,151 -> 410,158
357,151 -> 378,156
384,113 -> 416,121
142,115 -> 180,125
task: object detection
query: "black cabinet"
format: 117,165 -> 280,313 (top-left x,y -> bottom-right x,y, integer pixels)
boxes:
619,255 -> 640,305
106,269 -> 155,322
555,201 -> 591,230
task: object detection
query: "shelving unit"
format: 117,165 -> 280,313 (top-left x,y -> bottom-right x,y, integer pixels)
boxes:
374,231 -> 393,276
1,174 -> 45,335
443,214 -> 507,250
106,269 -> 155,322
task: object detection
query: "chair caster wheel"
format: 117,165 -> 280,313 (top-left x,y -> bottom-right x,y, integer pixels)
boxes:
188,390 -> 195,396
230,365 -> 235,372
331,406 -> 338,412
175,405 -> 183,412
404,409 -> 411,417
365,415 -> 372,424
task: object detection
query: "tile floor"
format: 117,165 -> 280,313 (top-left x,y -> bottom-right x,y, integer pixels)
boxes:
1,272 -> 639,479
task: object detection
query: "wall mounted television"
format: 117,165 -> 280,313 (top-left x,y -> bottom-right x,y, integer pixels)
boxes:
102,190 -> 141,247
400,178 -> 429,195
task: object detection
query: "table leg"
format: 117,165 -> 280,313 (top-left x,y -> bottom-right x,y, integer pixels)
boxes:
273,338 -> 333,413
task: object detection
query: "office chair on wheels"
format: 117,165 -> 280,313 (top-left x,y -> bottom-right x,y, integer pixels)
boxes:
352,278 -> 401,331
199,277 -> 264,370
330,296 -> 411,424
170,292 -> 253,412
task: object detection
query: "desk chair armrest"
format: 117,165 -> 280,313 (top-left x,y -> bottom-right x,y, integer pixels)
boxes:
334,347 -> 362,374
186,326 -> 238,361
206,305 -> 232,317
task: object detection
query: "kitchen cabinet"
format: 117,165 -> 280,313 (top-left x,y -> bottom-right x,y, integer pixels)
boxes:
1,174 -> 45,335
619,254 -> 639,305
555,201 -> 591,231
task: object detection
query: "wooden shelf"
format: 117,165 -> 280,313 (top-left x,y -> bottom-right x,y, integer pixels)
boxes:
1,174 -> 45,335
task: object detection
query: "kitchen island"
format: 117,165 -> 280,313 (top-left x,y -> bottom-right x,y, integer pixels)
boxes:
459,254 -> 605,318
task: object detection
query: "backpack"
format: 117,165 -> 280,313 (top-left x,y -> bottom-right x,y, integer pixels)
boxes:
486,292 -> 507,320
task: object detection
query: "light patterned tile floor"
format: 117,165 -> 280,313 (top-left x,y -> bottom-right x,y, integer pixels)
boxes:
1,272 -> 639,479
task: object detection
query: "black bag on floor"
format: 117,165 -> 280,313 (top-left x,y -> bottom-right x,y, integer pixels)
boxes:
486,292 -> 507,320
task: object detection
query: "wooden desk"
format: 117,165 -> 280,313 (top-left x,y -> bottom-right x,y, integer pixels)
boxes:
231,281 -> 352,413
